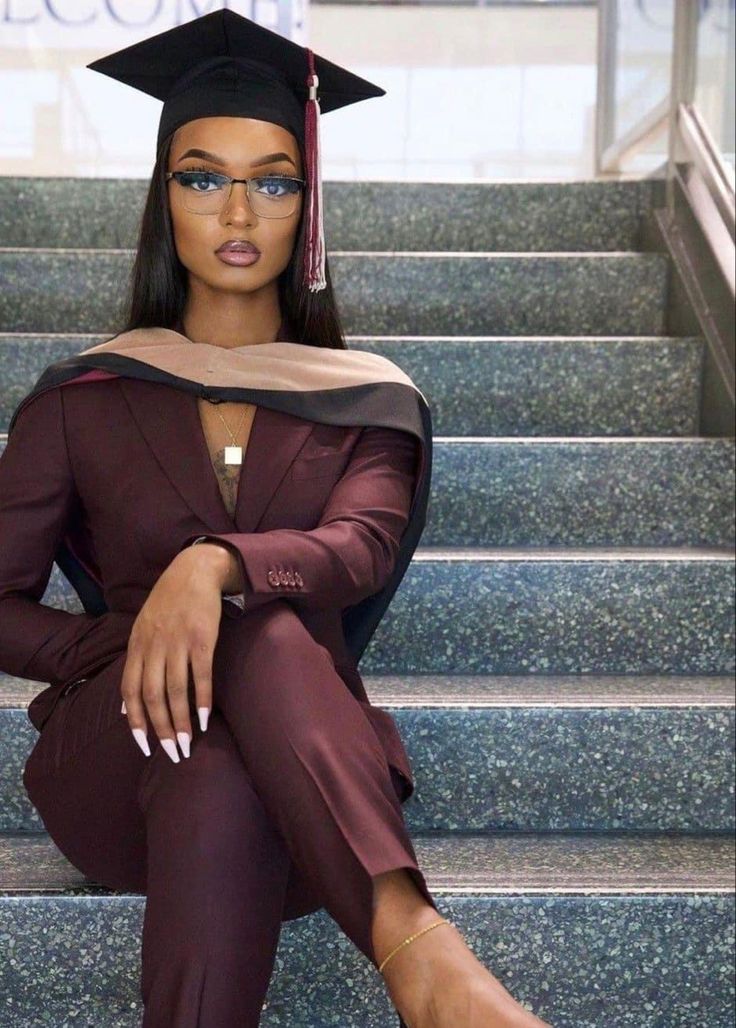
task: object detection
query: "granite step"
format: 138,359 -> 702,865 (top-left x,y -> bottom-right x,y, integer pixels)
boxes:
21,548 -> 735,676
0,170 -> 732,1028
3,675 -> 733,834
374,547 -> 735,675
0,177 -> 660,252
0,830 -> 732,1027
420,437 -> 733,547
2,433 -> 731,547
0,250 -> 669,336
0,333 -> 704,438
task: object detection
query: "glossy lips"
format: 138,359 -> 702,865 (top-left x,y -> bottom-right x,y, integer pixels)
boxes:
215,239 -> 261,266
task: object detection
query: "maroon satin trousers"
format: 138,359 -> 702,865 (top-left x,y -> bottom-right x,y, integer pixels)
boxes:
22,600 -> 437,1026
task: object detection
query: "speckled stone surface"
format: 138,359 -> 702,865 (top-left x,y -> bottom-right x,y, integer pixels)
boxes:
1,892 -> 733,1026
334,253 -> 669,336
0,251 -> 669,335
0,831 -> 733,1027
16,555 -> 734,676
2,693 -> 733,833
418,438 -> 734,547
0,334 -> 704,437
364,554 -> 735,675
2,433 -> 731,546
350,336 -> 704,437
0,177 -> 661,252
0,172 -> 733,1027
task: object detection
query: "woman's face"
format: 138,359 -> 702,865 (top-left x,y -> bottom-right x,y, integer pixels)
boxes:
166,116 -> 303,296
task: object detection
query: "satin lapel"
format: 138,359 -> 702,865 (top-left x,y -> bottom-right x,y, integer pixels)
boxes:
118,377 -> 315,534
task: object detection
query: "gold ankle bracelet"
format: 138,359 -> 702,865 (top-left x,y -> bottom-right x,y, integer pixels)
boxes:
377,919 -> 451,975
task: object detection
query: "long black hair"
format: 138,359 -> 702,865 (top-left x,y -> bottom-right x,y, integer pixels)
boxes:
119,126 -> 347,350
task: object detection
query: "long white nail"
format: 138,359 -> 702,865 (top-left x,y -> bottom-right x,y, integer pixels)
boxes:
177,732 -> 191,758
161,738 -> 180,763
121,700 -> 127,714
132,728 -> 150,757
198,707 -> 210,732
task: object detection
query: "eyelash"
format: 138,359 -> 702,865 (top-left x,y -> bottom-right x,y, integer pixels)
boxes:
185,165 -> 293,179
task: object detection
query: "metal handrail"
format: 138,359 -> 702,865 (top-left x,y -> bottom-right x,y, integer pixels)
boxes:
597,1 -> 734,292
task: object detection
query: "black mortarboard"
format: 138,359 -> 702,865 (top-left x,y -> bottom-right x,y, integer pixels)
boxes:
86,8 -> 386,292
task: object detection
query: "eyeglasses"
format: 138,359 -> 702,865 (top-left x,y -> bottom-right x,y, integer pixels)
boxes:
165,170 -> 306,218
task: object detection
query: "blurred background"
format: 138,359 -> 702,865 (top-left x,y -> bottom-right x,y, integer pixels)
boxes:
1,0 -> 732,181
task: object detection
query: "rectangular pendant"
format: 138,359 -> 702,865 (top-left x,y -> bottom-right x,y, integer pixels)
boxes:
224,445 -> 243,466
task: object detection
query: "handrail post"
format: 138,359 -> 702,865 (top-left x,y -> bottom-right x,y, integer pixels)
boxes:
667,0 -> 699,216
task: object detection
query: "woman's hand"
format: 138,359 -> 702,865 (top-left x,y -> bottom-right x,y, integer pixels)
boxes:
121,544 -> 231,763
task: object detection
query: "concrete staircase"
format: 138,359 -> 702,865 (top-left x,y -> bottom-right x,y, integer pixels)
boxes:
0,177 -> 733,1027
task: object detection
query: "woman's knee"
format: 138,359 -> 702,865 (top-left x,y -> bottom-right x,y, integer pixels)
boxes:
212,602 -> 334,717
218,599 -> 329,666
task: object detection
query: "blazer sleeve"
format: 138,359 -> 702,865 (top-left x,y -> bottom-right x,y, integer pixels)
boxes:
178,424 -> 419,617
0,387 -> 135,688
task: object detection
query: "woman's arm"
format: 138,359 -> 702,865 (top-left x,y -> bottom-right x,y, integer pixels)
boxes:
0,388 -> 134,688
180,424 -> 420,616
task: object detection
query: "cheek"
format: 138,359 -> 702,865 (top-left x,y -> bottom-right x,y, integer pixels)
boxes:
271,215 -> 301,264
234,223 -> 298,281
169,204 -> 218,260
170,209 -> 199,265
276,222 -> 299,258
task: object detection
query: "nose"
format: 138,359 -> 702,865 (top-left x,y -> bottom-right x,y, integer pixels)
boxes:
221,180 -> 256,224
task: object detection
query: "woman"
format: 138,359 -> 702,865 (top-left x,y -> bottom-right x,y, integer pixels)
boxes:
0,10 -> 552,1028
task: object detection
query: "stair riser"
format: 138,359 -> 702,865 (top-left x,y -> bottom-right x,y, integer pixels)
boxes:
367,560 -> 735,675
0,252 -> 668,335
2,705 -> 733,833
0,336 -> 704,437
0,178 -> 658,251
2,435 -> 731,546
421,440 -> 733,547
0,893 -> 732,1027
26,560 -> 732,675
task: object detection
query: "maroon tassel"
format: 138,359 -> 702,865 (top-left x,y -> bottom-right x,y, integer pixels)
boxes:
304,48 -> 326,292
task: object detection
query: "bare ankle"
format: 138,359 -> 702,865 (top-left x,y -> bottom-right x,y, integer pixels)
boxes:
371,868 -> 439,967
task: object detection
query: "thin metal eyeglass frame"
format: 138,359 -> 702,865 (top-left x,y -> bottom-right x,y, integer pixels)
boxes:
165,171 -> 306,218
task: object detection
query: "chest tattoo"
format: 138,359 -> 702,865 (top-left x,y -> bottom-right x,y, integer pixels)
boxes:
197,398 -> 257,519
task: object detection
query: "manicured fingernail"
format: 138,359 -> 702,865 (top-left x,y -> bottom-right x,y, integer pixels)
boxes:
161,738 -> 180,764
121,700 -> 127,714
198,707 -> 210,732
132,728 -> 150,757
177,731 -> 191,759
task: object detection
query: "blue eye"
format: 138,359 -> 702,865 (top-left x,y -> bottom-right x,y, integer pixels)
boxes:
179,170 -> 226,192
253,176 -> 300,198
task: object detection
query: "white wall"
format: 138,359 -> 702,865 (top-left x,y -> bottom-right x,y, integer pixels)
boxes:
1,1 -> 601,180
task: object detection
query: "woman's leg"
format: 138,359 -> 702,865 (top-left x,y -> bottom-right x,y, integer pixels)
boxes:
209,599 -> 441,972
23,599 -> 441,1021
22,651 -> 291,1028
138,710 -> 291,1027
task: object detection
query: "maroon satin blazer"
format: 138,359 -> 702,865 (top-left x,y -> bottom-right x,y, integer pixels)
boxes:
0,375 -> 420,802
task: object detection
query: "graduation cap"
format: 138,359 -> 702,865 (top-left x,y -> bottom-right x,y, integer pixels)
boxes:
86,8 -> 386,292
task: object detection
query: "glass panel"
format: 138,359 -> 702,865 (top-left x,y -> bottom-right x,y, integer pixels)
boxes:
694,0 -> 735,177
0,2 -> 601,181
613,0 -> 674,141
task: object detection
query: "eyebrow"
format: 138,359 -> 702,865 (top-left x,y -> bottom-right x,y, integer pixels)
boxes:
175,148 -> 297,170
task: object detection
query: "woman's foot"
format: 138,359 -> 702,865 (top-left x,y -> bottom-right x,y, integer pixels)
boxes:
381,915 -> 553,1028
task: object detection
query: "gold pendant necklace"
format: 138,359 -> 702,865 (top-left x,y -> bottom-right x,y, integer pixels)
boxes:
209,401 -> 250,466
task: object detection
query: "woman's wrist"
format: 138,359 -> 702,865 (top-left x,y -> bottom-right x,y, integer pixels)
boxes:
189,540 -> 242,593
